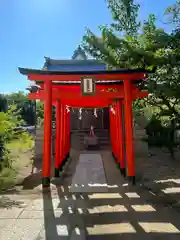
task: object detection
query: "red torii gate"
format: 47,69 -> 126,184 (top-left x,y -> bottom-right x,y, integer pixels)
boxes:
19,68 -> 149,187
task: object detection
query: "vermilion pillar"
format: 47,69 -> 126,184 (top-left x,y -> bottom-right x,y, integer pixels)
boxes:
64,108 -> 68,163
109,108 -> 113,153
42,80 -> 52,187
62,105 -> 66,165
59,104 -> 64,171
117,100 -> 126,177
112,104 -> 117,159
66,109 -> 70,159
55,100 -> 61,178
123,80 -> 135,184
114,102 -> 119,162
109,107 -> 115,159
115,101 -> 120,166
113,111 -> 116,158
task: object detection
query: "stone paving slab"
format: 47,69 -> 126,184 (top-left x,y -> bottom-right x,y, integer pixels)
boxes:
70,153 -> 107,192
0,219 -> 44,240
1,191 -> 180,239
24,198 -> 59,211
2,151 -> 180,239
18,210 -> 51,219
0,207 -> 23,219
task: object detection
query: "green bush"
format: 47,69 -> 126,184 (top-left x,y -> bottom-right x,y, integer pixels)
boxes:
0,105 -> 24,170
144,115 -> 177,159
0,168 -> 17,191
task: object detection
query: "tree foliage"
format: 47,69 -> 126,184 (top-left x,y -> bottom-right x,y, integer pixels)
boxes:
5,92 -> 35,125
165,0 -> 180,26
0,94 -> 8,113
82,0 -> 180,118
0,91 -> 39,171
0,104 -> 24,169
82,0 -> 180,156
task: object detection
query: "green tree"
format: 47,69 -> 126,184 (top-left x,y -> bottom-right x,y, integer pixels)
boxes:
165,0 -> 180,26
5,91 -> 35,125
0,104 -> 24,169
0,94 -> 8,112
82,0 -> 180,156
36,101 -> 44,125
82,0 -> 180,120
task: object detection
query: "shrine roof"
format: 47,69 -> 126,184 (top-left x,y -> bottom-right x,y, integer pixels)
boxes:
42,46 -> 103,69
42,57 -> 106,71
19,67 -> 148,76
43,57 -> 105,66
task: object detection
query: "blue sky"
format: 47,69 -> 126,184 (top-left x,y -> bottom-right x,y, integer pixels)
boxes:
0,0 -> 176,93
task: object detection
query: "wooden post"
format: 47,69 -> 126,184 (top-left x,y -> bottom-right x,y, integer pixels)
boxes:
115,103 -> 119,161
109,108 -> 112,151
62,105 -> 66,165
59,104 -> 64,171
55,100 -> 61,178
42,80 -> 52,187
123,80 -> 135,184
64,108 -> 68,162
109,107 -> 115,159
115,101 -> 120,167
117,100 -> 126,177
67,110 -> 70,159
113,103 -> 117,160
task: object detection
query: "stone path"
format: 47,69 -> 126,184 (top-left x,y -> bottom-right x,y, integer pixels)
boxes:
1,151 -> 180,239
70,153 -> 107,192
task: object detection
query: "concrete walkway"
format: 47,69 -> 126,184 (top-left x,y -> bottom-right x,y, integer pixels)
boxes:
1,151 -> 180,239
70,153 -> 107,192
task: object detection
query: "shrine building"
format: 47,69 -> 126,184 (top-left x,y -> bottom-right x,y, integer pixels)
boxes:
19,46 -> 150,188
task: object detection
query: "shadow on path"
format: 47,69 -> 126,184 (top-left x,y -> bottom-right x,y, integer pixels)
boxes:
39,182 -> 180,240
38,151 -> 180,239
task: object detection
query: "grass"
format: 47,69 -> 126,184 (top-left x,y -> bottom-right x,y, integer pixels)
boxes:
0,133 -> 34,192
0,168 -> 17,191
7,133 -> 34,152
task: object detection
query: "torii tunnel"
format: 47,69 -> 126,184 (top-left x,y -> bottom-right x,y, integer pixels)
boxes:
19,67 -> 149,188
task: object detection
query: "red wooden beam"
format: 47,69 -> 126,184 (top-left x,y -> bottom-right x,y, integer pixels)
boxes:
53,99 -> 110,108
29,85 -> 148,108
33,91 -> 125,100
39,84 -> 127,91
28,88 -> 148,101
53,85 -> 138,94
28,72 -> 146,81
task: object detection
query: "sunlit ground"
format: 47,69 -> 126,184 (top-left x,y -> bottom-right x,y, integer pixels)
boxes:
35,184 -> 180,237
154,178 -> 180,194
